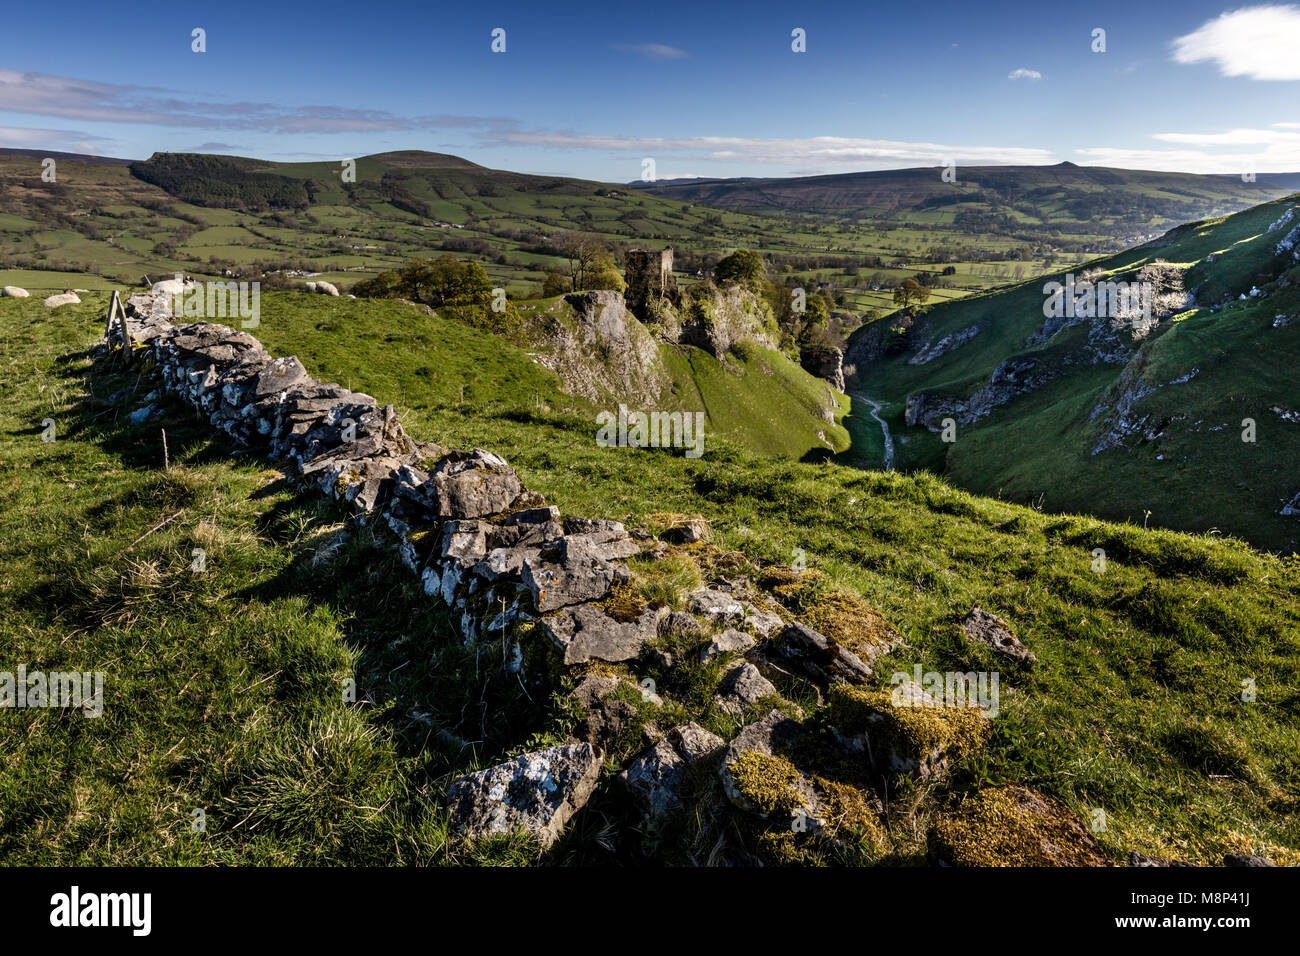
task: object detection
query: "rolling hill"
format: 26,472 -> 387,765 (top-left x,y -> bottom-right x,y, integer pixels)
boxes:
637,162 -> 1300,251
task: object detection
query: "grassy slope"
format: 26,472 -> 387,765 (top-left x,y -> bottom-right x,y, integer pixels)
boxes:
243,293 -> 849,459
851,194 -> 1300,552
3,293 -> 1299,865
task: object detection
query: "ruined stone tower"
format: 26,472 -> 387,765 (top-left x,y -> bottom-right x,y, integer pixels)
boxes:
624,246 -> 677,319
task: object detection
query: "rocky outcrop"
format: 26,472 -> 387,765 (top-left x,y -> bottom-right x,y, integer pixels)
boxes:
678,285 -> 779,358
532,291 -> 667,404
619,723 -> 723,820
905,357 -> 1059,431
800,344 -> 845,391
909,325 -> 980,365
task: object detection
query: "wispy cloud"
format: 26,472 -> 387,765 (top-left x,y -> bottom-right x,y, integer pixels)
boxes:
613,43 -> 688,60
1007,68 -> 1042,81
478,130 -> 1055,168
0,124 -> 110,154
0,70 -> 518,136
1172,4 -> 1300,81
1076,122 -> 1300,173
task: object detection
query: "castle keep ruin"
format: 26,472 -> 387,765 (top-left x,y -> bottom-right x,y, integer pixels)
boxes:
623,246 -> 677,319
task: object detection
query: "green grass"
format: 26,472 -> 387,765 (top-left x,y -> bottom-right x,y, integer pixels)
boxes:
3,291 -> 1299,865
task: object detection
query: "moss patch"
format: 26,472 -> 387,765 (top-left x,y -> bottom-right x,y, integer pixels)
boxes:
827,684 -> 990,766
929,785 -> 1108,867
728,751 -> 807,818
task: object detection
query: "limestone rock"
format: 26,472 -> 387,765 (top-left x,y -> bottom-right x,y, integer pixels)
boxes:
620,722 -> 724,819
718,709 -> 820,822
541,603 -> 666,664
714,661 -> 776,716
961,608 -> 1036,663
772,621 -> 872,684
425,449 -> 522,519
741,601 -> 784,638
659,610 -> 704,640
522,550 -> 624,613
700,628 -> 756,663
688,588 -> 745,624
929,785 -> 1108,866
446,743 -> 603,848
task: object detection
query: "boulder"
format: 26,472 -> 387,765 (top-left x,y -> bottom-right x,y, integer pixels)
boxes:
688,588 -> 745,624
700,628 -> 755,663
522,550 -> 624,613
718,709 -> 820,822
445,743 -> 603,848
541,603 -> 666,664
741,602 -> 784,638
714,661 -> 777,716
827,682 -> 990,779
425,449 -> 522,519
659,610 -> 704,640
929,785 -> 1108,866
620,723 -> 724,819
961,608 -> 1036,663
42,292 -> 80,308
772,621 -> 872,684
1,286 -> 29,297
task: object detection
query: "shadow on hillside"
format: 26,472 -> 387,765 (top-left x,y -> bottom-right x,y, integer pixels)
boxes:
50,345 -> 241,470
830,391 -> 887,470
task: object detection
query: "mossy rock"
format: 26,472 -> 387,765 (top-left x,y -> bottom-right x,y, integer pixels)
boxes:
801,591 -> 903,665
826,683 -> 990,777
929,785 -> 1109,867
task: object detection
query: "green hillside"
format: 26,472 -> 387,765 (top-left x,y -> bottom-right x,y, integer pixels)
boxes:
848,193 -> 1300,552
2,291 -> 1299,866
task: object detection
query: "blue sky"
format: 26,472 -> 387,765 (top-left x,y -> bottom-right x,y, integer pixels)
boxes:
2,0 -> 1299,179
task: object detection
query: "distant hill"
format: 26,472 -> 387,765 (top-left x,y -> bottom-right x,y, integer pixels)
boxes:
0,147 -> 130,165
636,162 -> 1300,247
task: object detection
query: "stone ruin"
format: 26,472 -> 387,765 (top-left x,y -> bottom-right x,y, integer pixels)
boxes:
102,290 -> 1113,863
623,246 -> 677,320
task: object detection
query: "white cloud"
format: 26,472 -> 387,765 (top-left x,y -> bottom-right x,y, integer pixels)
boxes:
0,124 -> 111,153
1172,4 -> 1300,80
1076,123 -> 1300,173
1008,68 -> 1042,80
